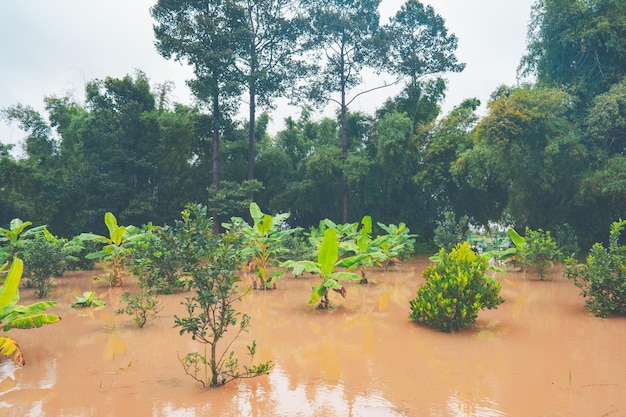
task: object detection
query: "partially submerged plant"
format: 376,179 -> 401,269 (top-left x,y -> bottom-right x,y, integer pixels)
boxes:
78,212 -> 144,287
0,257 -> 61,365
175,210 -> 272,388
115,289 -> 162,328
410,242 -> 504,332
282,228 -> 365,309
565,219 -> 626,317
223,202 -> 300,289
71,291 -> 106,308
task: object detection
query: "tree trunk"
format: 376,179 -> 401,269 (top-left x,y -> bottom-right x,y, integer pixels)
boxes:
212,93 -> 220,235
340,54 -> 349,223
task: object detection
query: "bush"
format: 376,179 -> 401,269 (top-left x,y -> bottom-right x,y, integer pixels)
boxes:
565,219 -> 626,318
131,225 -> 188,294
520,228 -> 560,280
409,242 -> 504,332
21,234 -> 72,298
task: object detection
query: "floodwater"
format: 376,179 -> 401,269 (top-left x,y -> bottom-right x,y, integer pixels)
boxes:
1,257 -> 625,417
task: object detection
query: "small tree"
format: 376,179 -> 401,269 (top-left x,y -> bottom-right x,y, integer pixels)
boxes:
565,219 -> 626,318
174,210 -> 272,388
519,227 -> 560,280
410,242 -> 504,332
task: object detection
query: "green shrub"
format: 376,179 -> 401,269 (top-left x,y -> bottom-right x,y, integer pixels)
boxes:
131,225 -> 188,294
21,233 -> 78,298
520,228 -> 560,280
565,219 -> 626,318
115,289 -> 163,328
409,242 -> 504,332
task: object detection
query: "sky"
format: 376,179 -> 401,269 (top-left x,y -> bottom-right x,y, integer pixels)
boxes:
0,0 -> 535,150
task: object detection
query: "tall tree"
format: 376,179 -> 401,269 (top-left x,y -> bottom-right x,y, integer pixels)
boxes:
235,0 -> 306,187
382,0 -> 465,89
151,0 -> 247,232
301,0 -> 382,222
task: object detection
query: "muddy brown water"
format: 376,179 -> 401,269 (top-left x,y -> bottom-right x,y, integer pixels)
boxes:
1,257 -> 625,417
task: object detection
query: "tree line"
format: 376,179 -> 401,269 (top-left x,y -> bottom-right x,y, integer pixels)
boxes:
1,0 -> 625,251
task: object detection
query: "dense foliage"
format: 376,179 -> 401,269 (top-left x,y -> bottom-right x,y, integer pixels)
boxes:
409,242 -> 504,332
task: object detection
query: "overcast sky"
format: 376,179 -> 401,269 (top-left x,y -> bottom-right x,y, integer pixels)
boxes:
0,0 -> 535,149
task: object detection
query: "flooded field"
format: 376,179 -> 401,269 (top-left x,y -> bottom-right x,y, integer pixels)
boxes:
1,257 -> 625,416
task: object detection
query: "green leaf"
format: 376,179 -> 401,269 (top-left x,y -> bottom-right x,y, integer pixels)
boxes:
104,212 -> 119,239
249,202 -> 263,223
318,229 -> 339,277
328,271 -> 362,281
508,228 -> 525,249
0,258 -> 23,308
4,313 -> 61,330
308,285 -> 327,305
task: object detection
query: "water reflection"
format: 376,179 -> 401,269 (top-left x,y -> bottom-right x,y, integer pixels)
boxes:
266,365 -> 406,417
445,391 -> 504,417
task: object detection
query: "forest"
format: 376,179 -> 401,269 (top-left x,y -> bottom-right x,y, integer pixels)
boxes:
1,0 -> 625,252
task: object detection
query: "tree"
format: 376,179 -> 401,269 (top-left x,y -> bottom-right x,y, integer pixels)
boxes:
152,0 -> 248,233
381,0 -> 464,93
520,0 -> 626,106
455,85 -> 585,232
301,0 -> 383,222
235,0 -> 307,187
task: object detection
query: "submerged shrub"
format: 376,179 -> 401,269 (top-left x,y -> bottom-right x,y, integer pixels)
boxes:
409,242 -> 504,332
520,227 -> 560,280
565,219 -> 626,318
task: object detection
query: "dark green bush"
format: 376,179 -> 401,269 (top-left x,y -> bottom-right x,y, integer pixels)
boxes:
409,242 -> 504,332
565,220 -> 626,317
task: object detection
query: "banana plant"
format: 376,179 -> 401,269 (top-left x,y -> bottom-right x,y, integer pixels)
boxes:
0,218 -> 47,262
78,212 -> 144,287
281,228 -> 366,309
223,202 -> 300,289
0,257 -> 61,365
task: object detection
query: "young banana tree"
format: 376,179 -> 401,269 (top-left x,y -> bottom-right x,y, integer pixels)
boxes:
223,202 -> 300,290
281,228 -> 366,309
0,257 -> 61,365
0,218 -> 47,262
78,212 -> 144,287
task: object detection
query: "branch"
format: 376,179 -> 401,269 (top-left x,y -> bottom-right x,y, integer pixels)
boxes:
346,77 -> 404,107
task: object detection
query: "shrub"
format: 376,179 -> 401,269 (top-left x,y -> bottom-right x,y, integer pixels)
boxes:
565,219 -> 626,317
21,232 -> 80,298
131,225 -> 188,294
409,242 -> 504,332
115,289 -> 163,328
520,228 -> 560,280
